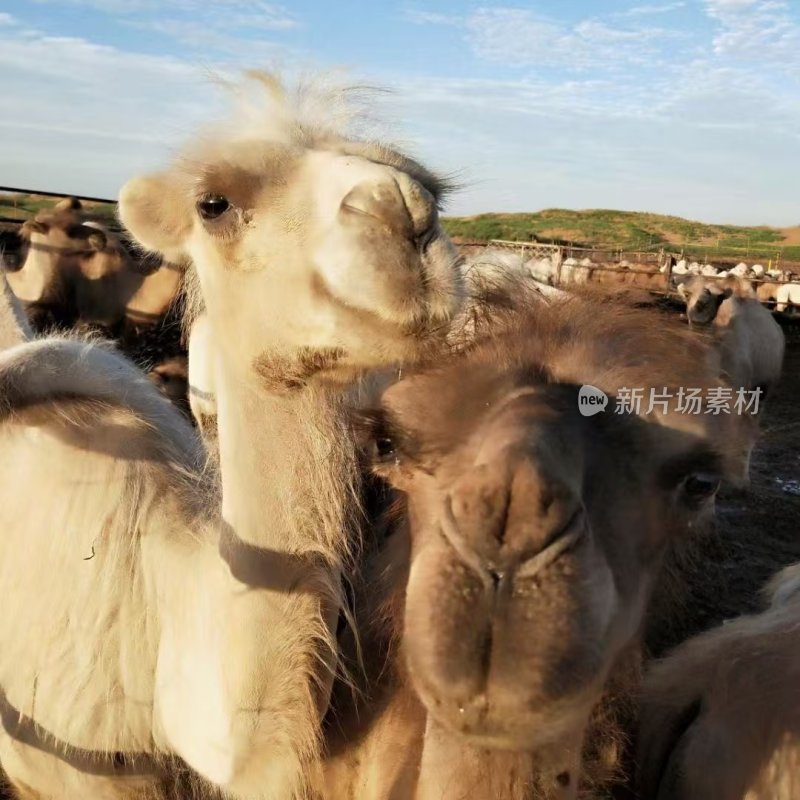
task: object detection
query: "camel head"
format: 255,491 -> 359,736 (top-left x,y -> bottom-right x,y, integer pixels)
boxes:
119,72 -> 464,385
13,198 -> 128,305
678,276 -> 733,327
358,290 -> 737,756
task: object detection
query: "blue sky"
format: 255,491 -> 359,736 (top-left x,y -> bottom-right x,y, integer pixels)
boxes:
0,0 -> 798,224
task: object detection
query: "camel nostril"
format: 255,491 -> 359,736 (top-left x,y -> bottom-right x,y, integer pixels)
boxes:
515,507 -> 586,581
488,569 -> 505,590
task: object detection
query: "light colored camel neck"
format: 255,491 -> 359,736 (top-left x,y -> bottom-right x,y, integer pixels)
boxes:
213,348 -> 356,558
0,273 -> 31,350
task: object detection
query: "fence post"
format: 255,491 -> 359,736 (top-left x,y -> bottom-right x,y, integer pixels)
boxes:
555,248 -> 563,287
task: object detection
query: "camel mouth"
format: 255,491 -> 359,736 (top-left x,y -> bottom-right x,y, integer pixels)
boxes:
309,264 -> 457,351
403,520 -> 615,751
420,684 -> 596,753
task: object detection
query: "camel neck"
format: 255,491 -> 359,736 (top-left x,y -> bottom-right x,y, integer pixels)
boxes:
0,274 -> 31,350
213,356 -> 356,558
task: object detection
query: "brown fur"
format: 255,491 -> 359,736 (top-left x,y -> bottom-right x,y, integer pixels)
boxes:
6,199 -> 181,337
322,285 -> 741,799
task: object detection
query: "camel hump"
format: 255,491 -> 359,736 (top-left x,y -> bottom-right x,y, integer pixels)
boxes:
0,337 -> 200,463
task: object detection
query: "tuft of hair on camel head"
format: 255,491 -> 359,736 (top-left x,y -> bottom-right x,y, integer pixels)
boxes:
356,289 -> 732,759
117,68 -> 466,378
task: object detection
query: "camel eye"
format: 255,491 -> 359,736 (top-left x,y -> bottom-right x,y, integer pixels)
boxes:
197,195 -> 230,220
681,472 -> 720,505
375,437 -> 396,460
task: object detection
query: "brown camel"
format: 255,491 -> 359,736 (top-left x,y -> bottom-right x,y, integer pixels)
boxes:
639,562 -> 800,800
4,197 -> 181,336
321,286 -> 745,799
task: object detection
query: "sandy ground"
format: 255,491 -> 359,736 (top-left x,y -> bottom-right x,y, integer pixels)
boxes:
653,320 -> 800,652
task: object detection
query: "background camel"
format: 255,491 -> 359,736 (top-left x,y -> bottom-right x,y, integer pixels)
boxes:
321,286 -> 745,799
677,275 -> 785,485
639,561 -> 800,800
678,276 -> 785,394
0,71 -> 463,799
3,197 -> 182,339
776,282 -> 800,313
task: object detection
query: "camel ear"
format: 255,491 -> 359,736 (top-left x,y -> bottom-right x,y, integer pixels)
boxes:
54,196 -> 82,212
713,286 -> 733,309
86,228 -> 107,252
118,173 -> 192,259
21,219 -> 48,236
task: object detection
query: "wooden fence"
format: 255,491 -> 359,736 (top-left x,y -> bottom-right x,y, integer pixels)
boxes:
457,241 -> 800,312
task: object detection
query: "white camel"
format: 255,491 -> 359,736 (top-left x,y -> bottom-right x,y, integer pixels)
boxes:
0,71 -> 463,799
776,282 -> 800,313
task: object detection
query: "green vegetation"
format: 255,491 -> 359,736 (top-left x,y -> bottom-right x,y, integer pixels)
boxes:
3,195 -> 797,260
443,209 -> 799,261
0,193 -> 118,226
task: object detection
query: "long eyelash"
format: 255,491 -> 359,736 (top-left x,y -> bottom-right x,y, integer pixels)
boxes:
352,409 -> 414,465
351,408 -> 386,438
658,448 -> 724,489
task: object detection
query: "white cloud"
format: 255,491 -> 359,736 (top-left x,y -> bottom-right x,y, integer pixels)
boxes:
0,29 -> 226,198
0,4 -> 798,226
128,19 -> 299,61
463,8 -> 676,70
705,0 -> 800,67
402,9 -> 460,26
31,0 -> 297,24
623,2 -> 686,16
0,12 -> 16,25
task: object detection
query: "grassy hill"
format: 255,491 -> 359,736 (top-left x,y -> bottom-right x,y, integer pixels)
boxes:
443,209 -> 800,261
3,194 -> 799,261
0,192 -> 118,226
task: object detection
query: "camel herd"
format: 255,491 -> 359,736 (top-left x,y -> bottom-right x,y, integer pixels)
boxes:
0,72 -> 796,800
525,252 -> 800,312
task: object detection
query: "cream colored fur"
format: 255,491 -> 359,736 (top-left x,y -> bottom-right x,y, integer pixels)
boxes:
187,312 -> 217,438
0,264 -> 31,348
0,69 -> 462,799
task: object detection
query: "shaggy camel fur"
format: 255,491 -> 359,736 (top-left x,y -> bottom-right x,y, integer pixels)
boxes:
4,197 -> 181,335
639,561 -> 800,800
0,71 -> 463,799
321,287 -> 745,800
